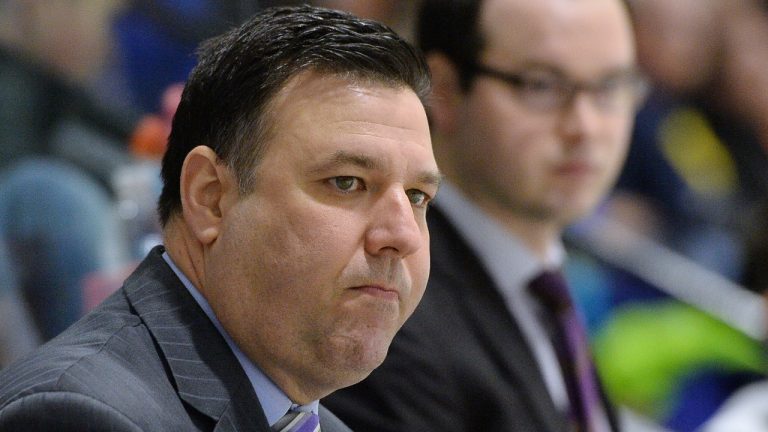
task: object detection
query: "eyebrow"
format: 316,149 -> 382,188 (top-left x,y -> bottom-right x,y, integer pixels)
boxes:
310,150 -> 443,190
310,150 -> 384,173
418,170 -> 444,191
514,62 -> 641,79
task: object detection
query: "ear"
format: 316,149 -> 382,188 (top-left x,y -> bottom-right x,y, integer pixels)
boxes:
179,146 -> 236,245
426,53 -> 464,135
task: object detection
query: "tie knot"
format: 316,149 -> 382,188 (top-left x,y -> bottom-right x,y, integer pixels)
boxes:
272,410 -> 320,432
527,270 -> 573,312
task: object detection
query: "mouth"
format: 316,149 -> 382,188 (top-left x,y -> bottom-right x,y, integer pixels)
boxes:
351,285 -> 400,301
555,161 -> 596,178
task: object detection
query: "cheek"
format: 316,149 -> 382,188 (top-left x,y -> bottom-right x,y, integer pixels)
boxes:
403,245 -> 431,314
283,208 -> 361,266
462,110 -> 536,177
474,96 -> 550,168
486,128 -> 547,191
601,120 -> 633,174
260,205 -> 372,311
219,203 -> 335,298
259,216 -> 345,290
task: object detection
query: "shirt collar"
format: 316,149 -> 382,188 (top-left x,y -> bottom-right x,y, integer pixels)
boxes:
434,181 -> 564,293
161,252 -> 319,425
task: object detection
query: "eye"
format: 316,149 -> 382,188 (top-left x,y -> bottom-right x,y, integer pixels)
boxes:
519,74 -> 561,93
593,76 -> 624,96
591,74 -> 642,107
406,189 -> 431,208
329,176 -> 365,193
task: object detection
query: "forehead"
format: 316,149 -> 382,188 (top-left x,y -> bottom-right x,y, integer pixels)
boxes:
479,0 -> 635,76
261,70 -> 433,166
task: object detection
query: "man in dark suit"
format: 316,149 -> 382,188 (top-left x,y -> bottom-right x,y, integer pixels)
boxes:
0,5 -> 440,431
324,0 -> 648,430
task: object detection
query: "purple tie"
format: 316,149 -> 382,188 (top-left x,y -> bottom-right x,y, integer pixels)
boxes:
271,410 -> 321,432
528,270 -> 611,432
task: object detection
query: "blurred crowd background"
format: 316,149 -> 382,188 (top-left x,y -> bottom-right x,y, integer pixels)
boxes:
1,0 -> 767,430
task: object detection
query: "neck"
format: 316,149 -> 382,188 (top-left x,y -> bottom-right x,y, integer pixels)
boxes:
484,202 -> 563,263
447,180 -> 563,262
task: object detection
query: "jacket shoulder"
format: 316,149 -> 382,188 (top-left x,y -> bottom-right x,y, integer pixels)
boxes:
0,290 -> 140,401
0,391 -> 143,431
0,289 -> 192,430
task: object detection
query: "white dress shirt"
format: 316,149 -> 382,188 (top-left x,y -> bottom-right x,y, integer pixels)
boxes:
434,181 -> 570,411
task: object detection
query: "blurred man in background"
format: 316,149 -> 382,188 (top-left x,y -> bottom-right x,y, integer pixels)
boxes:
325,0 -> 647,430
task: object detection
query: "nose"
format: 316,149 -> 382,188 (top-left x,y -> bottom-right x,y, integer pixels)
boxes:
557,92 -> 603,145
364,187 -> 424,258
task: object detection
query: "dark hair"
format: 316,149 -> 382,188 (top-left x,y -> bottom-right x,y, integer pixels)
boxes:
158,5 -> 431,226
417,0 -> 633,92
417,0 -> 485,92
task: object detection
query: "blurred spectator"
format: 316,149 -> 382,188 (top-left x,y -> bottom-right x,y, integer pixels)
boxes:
0,160 -> 126,340
0,240 -> 40,368
565,1 -> 768,430
613,0 -> 768,275
702,0 -> 768,155
0,0 -> 126,95
0,0 -> 265,350
0,0 -> 137,349
326,0 -> 644,430
0,0 -> 137,184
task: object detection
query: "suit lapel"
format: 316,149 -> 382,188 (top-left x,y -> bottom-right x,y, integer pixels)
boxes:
123,247 -> 270,432
428,208 -> 569,431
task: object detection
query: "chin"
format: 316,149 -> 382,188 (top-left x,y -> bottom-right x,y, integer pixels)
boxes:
325,330 -> 393,377
321,348 -> 388,392
557,192 -> 604,220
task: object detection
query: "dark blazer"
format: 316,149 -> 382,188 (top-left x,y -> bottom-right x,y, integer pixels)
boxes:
324,207 -> 619,431
0,246 -> 351,432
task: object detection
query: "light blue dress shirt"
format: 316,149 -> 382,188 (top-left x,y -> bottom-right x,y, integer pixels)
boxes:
162,252 -> 319,425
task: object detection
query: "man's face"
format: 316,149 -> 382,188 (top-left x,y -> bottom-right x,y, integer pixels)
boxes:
205,72 -> 438,401
447,0 -> 637,227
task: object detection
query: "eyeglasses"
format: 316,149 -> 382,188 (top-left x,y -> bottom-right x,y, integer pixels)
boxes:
472,64 -> 650,113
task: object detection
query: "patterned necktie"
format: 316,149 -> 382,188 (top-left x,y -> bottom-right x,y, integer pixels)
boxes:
528,270 -> 611,432
271,410 -> 321,432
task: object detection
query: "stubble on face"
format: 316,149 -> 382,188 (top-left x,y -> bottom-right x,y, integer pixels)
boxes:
316,254 -> 413,368
202,72 -> 435,401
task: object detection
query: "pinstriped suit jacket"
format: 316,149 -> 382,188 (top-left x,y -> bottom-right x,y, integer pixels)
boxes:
0,246 -> 351,432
